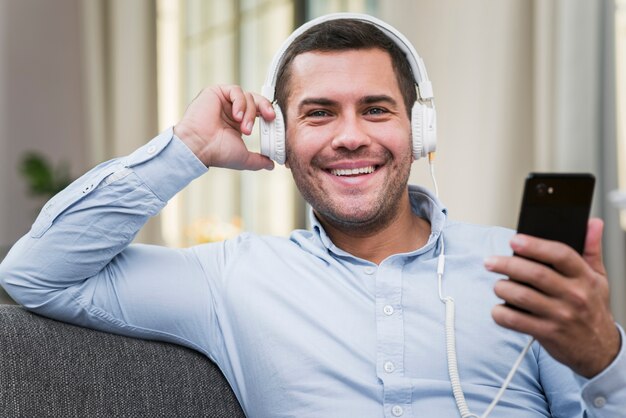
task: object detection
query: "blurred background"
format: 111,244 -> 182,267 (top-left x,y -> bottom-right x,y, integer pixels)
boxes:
0,0 -> 625,323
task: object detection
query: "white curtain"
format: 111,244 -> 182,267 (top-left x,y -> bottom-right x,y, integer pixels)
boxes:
80,0 -> 161,244
533,0 -> 626,324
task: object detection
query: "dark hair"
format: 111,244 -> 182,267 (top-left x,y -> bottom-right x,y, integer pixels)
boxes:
274,19 -> 417,120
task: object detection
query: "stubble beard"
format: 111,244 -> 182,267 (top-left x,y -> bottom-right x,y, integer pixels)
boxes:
289,148 -> 413,238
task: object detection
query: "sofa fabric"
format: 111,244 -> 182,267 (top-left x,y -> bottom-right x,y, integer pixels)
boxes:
0,304 -> 245,417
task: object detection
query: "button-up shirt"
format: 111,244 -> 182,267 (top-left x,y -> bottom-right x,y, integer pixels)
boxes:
1,128 -> 625,417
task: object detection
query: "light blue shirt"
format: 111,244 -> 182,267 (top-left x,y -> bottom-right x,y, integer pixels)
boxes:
1,128 -> 625,418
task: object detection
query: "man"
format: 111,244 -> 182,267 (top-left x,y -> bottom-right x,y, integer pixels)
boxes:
0,14 -> 624,418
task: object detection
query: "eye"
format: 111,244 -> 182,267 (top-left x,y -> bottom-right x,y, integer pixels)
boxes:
365,107 -> 388,116
307,109 -> 331,118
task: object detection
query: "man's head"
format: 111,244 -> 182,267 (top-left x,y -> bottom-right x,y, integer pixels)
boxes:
274,19 -> 417,122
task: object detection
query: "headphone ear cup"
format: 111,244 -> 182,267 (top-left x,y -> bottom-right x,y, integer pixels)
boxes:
411,101 -> 437,159
272,105 -> 286,164
259,103 -> 286,164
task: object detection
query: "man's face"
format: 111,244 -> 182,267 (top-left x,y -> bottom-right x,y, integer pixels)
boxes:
284,48 -> 413,234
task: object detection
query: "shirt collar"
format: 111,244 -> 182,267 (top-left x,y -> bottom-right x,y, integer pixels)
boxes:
309,185 -> 448,257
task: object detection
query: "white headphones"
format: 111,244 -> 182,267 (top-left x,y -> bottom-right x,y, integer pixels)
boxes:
259,12 -> 437,165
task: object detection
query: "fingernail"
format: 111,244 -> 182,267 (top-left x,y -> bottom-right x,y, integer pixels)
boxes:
511,235 -> 526,249
236,111 -> 244,120
484,256 -> 497,270
246,121 -> 253,132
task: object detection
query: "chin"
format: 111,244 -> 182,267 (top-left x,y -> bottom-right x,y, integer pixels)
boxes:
316,203 -> 393,233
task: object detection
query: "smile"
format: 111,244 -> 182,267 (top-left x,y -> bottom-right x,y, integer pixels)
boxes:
330,166 -> 376,176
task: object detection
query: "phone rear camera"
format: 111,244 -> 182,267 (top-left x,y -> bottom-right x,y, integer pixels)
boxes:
536,183 -> 548,196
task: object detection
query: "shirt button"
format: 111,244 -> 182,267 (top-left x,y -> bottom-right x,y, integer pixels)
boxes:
383,361 -> 395,373
593,396 -> 607,408
147,145 -> 157,154
391,405 -> 404,416
363,266 -> 376,275
383,305 -> 394,316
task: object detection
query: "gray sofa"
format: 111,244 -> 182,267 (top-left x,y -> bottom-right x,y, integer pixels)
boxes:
0,304 -> 245,417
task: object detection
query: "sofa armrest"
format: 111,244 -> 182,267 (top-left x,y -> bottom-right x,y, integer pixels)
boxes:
0,304 -> 245,417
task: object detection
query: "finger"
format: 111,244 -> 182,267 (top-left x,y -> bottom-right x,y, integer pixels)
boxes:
251,92 -> 277,121
239,91 -> 258,135
583,218 -> 606,275
492,304 -> 555,339
227,85 -> 247,123
509,234 -> 585,277
485,255 -> 566,297
493,278 -> 559,317
241,152 -> 275,171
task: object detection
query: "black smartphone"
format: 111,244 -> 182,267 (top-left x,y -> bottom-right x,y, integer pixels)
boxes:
516,173 -> 595,254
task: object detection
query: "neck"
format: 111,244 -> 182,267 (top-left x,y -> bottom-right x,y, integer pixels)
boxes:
317,193 -> 432,265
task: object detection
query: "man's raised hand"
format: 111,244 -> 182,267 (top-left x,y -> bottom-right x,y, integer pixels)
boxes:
174,85 -> 276,171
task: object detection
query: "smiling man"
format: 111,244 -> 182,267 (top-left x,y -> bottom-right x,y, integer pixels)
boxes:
1,14 -> 625,418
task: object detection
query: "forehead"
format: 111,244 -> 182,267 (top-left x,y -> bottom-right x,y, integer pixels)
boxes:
286,48 -> 401,105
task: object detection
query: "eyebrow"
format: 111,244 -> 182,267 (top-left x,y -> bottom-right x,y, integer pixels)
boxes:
297,95 -> 398,113
297,98 -> 338,113
359,95 -> 398,107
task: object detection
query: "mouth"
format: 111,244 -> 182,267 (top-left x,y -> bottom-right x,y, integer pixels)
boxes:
329,165 -> 378,177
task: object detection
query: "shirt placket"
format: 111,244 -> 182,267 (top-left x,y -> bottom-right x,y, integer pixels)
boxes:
372,260 -> 413,417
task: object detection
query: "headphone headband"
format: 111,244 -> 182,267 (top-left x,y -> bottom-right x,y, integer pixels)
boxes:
262,12 -> 434,102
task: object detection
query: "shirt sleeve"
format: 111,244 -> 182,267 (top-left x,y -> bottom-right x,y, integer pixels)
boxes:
0,128 -> 220,357
576,325 -> 626,418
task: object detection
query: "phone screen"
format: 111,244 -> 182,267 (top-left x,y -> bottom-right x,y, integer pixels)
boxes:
516,173 -> 595,254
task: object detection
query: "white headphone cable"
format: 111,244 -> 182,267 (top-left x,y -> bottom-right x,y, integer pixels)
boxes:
428,152 -> 439,197
427,152 -> 535,418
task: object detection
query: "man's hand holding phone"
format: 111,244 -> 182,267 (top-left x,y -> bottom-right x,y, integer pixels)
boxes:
485,174 -> 621,378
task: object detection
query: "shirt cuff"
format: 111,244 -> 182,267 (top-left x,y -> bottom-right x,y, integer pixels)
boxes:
577,324 -> 626,416
128,127 -> 208,202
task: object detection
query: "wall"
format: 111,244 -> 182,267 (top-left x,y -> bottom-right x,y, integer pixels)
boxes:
0,0 -> 87,254
381,0 -> 533,228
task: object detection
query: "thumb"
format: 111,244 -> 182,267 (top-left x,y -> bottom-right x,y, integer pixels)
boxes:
241,152 -> 275,171
583,218 -> 606,275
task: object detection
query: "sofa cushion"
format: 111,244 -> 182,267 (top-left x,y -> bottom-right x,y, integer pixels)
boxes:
0,305 -> 245,417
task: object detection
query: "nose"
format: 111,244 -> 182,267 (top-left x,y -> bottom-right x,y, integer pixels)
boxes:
330,115 -> 371,151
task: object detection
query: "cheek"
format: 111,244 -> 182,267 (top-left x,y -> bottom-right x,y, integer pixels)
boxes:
372,125 -> 412,154
286,126 -> 330,158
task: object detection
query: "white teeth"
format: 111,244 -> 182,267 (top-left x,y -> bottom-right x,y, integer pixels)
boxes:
330,166 -> 375,176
